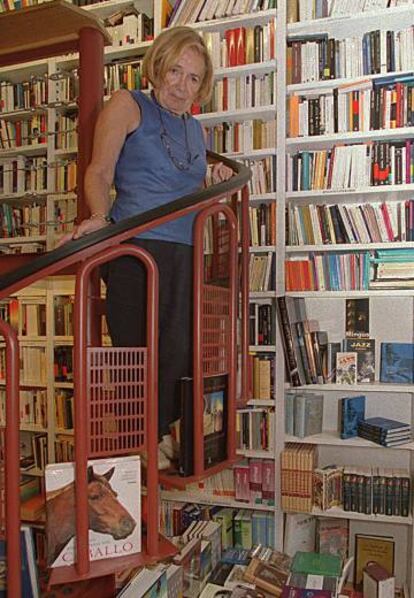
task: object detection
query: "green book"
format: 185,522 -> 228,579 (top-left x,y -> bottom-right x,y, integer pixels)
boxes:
291,551 -> 342,577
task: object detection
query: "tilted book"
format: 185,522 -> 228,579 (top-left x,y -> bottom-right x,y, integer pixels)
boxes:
45,455 -> 141,567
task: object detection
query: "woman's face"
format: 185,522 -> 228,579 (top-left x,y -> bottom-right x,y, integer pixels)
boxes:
156,46 -> 205,115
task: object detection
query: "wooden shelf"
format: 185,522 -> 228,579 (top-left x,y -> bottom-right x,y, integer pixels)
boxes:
0,0 -> 111,68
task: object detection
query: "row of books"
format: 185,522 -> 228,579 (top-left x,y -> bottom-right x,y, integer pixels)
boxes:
54,295 -> 74,336
104,10 -> 153,48
285,252 -> 371,292
54,159 -> 77,193
288,76 -> 414,138
54,114 -> 77,150
168,0 -> 276,26
244,155 -> 276,195
287,0 -> 411,22
55,390 -> 74,430
0,156 -> 47,196
0,345 -> 48,385
370,247 -> 414,288
249,251 -> 275,292
0,388 -> 47,427
54,346 -> 73,382
201,72 -> 275,115
181,458 -> 275,505
205,119 -> 276,155
50,71 -> 78,106
0,114 -> 47,149
0,203 -> 46,239
287,199 -> 414,246
53,196 -> 77,235
288,141 -> 414,193
0,77 -> 48,113
249,302 -> 275,346
21,431 -> 47,473
250,352 -> 274,400
237,407 -> 275,451
104,59 -> 147,95
285,392 -> 323,438
20,301 -> 46,336
287,27 -> 414,85
202,22 -> 275,69
314,463 -> 411,517
160,501 -> 275,550
250,202 -> 276,247
280,444 -> 316,512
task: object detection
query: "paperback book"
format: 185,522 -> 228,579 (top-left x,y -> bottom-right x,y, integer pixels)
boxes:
336,352 -> 357,385
345,298 -> 370,339
45,455 -> 141,567
343,338 -> 375,383
380,342 -> 414,383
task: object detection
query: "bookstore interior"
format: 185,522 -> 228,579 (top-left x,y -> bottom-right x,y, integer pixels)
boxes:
2,0 -> 414,595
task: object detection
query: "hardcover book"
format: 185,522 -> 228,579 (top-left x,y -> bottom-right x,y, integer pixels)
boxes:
317,518 -> 349,560
0,526 -> 40,597
354,534 -> 395,588
339,395 -> 366,439
45,455 -> 141,567
179,374 -> 228,476
343,338 -> 375,383
380,342 -> 414,383
363,561 -> 395,598
117,568 -> 168,598
336,352 -> 357,385
291,551 -> 342,578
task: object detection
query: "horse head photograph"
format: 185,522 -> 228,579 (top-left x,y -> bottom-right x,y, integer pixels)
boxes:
46,464 -> 137,565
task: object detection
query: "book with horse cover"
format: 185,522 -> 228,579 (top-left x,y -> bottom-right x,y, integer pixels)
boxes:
45,455 -> 141,567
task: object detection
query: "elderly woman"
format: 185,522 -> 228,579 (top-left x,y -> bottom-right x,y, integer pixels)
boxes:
62,26 -> 232,467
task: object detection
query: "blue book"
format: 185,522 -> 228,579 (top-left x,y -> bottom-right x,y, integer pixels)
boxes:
380,342 -> 414,383
339,395 -> 366,439
360,416 -> 410,434
0,526 -> 39,597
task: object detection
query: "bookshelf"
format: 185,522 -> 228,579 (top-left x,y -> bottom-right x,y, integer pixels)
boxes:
280,0 -> 414,590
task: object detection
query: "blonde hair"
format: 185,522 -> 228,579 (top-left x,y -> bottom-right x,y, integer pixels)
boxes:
142,26 -> 213,104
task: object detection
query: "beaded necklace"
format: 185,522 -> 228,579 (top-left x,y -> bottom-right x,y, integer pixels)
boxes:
151,91 -> 198,171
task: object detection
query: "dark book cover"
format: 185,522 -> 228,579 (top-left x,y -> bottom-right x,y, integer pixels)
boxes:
179,375 -> 228,476
339,395 -> 366,439
343,338 -> 375,383
345,298 -> 369,339
380,342 -> 414,383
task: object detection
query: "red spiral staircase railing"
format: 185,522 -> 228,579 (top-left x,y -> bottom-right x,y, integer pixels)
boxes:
0,2 -> 252,594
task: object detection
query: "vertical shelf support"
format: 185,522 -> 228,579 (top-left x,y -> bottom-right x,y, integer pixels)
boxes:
0,320 -> 21,598
77,26 -> 105,223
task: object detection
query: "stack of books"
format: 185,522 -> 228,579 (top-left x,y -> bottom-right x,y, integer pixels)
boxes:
357,417 -> 412,447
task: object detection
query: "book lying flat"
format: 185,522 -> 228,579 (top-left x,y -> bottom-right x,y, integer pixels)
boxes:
291,551 -> 342,577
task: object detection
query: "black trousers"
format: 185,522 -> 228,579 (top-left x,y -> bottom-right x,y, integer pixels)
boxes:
102,238 -> 193,437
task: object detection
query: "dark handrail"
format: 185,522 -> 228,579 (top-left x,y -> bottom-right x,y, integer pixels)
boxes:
0,152 -> 250,298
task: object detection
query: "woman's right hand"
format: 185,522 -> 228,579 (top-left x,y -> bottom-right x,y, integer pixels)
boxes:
57,214 -> 110,247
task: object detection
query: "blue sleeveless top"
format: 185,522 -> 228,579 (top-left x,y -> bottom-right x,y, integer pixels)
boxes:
110,90 -> 207,245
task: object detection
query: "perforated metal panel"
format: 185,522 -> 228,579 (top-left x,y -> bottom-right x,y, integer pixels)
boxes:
87,347 -> 147,458
202,285 -> 231,376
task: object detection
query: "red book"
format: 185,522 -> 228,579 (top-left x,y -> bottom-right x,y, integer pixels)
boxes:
236,27 -> 246,66
249,459 -> 263,503
234,463 -> 250,502
261,460 -> 275,505
225,29 -> 237,67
